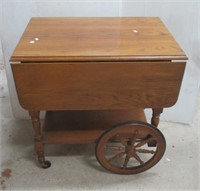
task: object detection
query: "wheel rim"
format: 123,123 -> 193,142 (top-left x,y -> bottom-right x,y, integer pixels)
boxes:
95,121 -> 166,174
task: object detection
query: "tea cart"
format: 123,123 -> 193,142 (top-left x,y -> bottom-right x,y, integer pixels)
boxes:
10,17 -> 187,174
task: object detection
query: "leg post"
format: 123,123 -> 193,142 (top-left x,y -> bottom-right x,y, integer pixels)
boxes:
148,108 -> 163,147
29,110 -> 51,168
151,108 -> 163,127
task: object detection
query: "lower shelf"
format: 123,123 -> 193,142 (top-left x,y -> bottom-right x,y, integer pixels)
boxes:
42,109 -> 146,144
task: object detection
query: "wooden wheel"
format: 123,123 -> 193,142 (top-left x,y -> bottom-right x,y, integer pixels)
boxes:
95,122 -> 166,174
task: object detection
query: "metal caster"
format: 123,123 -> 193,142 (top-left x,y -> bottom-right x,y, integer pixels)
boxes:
41,160 -> 51,169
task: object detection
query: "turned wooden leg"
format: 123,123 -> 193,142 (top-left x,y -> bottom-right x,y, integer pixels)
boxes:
151,108 -> 163,127
148,108 -> 163,147
29,110 -> 51,168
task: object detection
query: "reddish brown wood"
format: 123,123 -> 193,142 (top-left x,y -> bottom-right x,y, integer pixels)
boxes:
11,61 -> 186,111
43,109 -> 146,144
29,111 -> 50,168
95,122 -> 166,174
10,17 -> 187,173
10,17 -> 187,62
151,108 -> 163,127
28,111 -> 44,162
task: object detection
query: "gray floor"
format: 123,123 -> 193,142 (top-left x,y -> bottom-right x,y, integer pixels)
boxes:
0,78 -> 199,190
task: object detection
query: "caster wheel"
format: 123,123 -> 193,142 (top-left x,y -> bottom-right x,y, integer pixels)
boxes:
41,160 -> 51,169
95,121 -> 166,174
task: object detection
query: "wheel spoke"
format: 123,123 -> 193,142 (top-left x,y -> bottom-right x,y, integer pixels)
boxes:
105,146 -> 125,151
109,152 -> 125,162
135,137 -> 153,148
132,152 -> 144,165
123,155 -> 131,168
136,149 -> 156,154
120,136 -> 128,146
131,130 -> 138,145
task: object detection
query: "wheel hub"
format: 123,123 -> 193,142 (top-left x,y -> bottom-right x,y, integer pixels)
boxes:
126,145 -> 136,156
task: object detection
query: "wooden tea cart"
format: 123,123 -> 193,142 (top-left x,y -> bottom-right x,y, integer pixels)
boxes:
10,17 -> 187,174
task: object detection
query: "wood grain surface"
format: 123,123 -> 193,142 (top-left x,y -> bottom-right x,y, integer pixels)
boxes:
43,109 -> 146,144
10,17 -> 187,62
12,61 -> 186,110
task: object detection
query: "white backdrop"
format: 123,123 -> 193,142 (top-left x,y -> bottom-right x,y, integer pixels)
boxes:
1,0 -> 200,123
